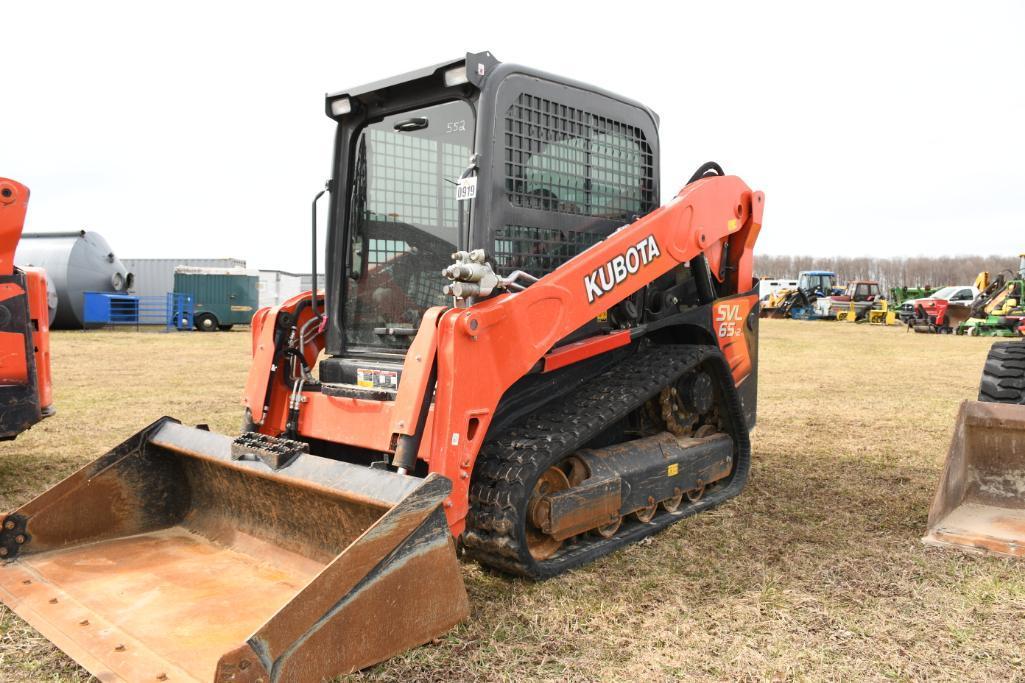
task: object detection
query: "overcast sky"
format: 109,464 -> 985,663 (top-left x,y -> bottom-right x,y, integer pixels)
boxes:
3,1 -> 1023,272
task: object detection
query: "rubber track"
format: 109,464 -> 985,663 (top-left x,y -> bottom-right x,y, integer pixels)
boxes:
979,341 -> 1025,404
463,343 -> 752,579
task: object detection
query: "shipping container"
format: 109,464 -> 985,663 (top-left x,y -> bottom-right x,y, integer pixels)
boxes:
300,273 -> 326,294
173,267 -> 259,331
258,270 -> 304,308
123,258 -> 246,299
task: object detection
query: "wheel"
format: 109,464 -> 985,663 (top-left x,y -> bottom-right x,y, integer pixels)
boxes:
662,488 -> 685,512
218,324 -> 234,331
631,496 -> 658,523
592,517 -> 622,539
525,466 -> 571,561
195,313 -> 219,332
978,341 -> 1025,404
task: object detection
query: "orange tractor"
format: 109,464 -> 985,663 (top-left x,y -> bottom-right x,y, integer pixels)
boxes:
0,178 -> 53,439
0,53 -> 763,681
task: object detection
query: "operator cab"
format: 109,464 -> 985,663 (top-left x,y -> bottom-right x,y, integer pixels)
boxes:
844,281 -> 880,301
318,52 -> 663,396
797,271 -> 837,297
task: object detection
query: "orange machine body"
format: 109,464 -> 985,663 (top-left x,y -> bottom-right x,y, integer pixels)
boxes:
244,175 -> 763,535
0,178 -> 53,439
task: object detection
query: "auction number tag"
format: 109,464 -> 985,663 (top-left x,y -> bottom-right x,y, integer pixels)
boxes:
714,303 -> 744,338
456,176 -> 477,201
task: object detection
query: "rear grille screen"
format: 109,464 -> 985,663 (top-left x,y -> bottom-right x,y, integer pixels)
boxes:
497,93 -> 656,277
504,93 -> 655,219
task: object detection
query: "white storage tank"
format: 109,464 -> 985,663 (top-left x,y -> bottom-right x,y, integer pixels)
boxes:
15,231 -> 134,329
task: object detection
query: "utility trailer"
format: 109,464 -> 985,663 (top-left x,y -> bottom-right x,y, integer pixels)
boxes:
174,266 -> 258,331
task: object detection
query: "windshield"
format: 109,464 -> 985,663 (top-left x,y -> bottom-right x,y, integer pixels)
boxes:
799,273 -> 833,294
850,283 -> 879,298
931,286 -> 958,299
343,100 -> 474,349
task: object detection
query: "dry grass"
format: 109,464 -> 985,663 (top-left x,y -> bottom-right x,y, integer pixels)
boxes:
1,322 -> 1023,682
0,330 -> 249,682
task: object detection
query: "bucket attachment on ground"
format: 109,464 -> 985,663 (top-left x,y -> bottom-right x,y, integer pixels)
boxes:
0,419 -> 469,682
924,401 -> 1025,558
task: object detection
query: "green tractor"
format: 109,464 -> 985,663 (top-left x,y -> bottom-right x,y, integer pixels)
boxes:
958,259 -> 1025,337
889,286 -> 936,324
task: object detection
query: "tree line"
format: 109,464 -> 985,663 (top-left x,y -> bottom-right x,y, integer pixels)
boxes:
754,254 -> 1022,291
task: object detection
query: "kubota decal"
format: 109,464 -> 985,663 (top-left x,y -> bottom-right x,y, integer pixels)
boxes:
584,235 -> 661,303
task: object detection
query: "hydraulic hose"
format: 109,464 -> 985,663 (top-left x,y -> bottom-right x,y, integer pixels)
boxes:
686,161 -> 726,300
687,161 -> 725,185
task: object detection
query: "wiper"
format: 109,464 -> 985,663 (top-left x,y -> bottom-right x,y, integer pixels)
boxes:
373,327 -> 417,337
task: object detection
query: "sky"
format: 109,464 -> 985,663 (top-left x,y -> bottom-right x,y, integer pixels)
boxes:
2,1 -> 1023,272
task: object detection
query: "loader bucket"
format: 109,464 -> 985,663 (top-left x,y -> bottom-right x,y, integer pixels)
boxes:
924,401 -> 1025,558
0,419 -> 469,682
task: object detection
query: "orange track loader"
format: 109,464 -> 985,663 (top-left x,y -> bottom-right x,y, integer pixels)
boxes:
0,53 -> 764,681
0,178 -> 53,439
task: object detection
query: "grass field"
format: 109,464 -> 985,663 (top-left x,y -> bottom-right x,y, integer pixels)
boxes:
0,321 -> 1022,681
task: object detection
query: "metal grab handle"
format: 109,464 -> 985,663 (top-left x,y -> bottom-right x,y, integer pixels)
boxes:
310,180 -> 332,320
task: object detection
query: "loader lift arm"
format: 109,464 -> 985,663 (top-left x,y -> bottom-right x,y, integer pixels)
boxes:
429,173 -> 763,533
246,173 -> 764,535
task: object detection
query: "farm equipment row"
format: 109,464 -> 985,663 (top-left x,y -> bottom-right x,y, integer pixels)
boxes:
763,259 -> 1025,336
906,264 -> 1025,336
761,273 -> 899,324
